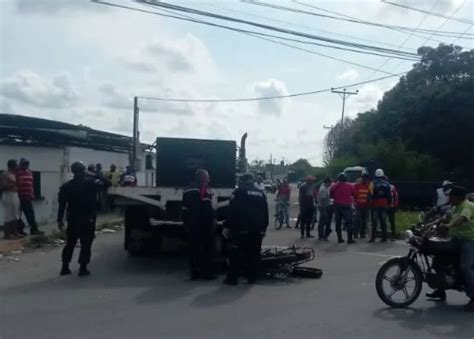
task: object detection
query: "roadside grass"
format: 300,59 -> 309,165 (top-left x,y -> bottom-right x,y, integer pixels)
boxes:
395,211 -> 420,234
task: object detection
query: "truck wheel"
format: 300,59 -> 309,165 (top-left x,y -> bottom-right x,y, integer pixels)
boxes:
124,206 -> 149,256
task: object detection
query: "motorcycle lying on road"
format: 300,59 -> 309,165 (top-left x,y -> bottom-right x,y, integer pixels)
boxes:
375,222 -> 464,308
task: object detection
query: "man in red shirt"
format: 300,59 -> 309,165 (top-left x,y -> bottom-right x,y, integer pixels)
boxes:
17,158 -> 43,235
353,173 -> 371,239
330,173 -> 356,244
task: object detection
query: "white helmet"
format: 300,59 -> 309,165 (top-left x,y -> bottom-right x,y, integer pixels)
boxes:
375,169 -> 384,178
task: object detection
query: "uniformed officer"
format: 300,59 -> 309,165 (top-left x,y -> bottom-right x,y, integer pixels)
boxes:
182,169 -> 216,280
58,161 -> 103,277
224,173 -> 269,285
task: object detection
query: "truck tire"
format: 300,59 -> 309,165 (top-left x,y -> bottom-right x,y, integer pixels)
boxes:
124,206 -> 150,257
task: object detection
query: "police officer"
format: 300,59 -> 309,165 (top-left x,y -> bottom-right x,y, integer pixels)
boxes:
182,169 -> 216,281
223,173 -> 269,285
58,161 -> 103,277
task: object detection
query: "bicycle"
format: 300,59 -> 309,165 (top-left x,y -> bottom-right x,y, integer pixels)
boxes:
274,199 -> 287,230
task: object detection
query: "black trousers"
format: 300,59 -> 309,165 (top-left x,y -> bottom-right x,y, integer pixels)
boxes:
318,206 -> 332,239
62,221 -> 95,265
20,199 -> 38,231
387,208 -> 397,238
300,207 -> 315,236
334,205 -> 353,241
371,207 -> 388,240
354,207 -> 369,237
189,225 -> 214,276
227,234 -> 263,283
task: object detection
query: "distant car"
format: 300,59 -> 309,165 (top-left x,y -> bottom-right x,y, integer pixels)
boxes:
264,180 -> 277,193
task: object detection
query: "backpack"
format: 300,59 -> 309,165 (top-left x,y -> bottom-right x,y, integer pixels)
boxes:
372,179 -> 391,200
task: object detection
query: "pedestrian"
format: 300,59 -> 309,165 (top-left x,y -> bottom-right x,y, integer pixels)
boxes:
330,173 -> 356,244
182,169 -> 216,281
58,161 -> 102,277
276,178 -> 291,228
16,158 -> 44,235
120,166 -> 138,187
299,176 -> 316,239
387,179 -> 399,241
317,177 -> 333,241
223,173 -> 269,285
1,160 -> 22,239
435,180 -> 453,213
368,169 -> 392,243
255,174 -> 265,191
353,173 -> 371,239
106,164 -> 121,187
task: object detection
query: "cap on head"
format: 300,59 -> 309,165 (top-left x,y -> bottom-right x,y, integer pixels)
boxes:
337,173 -> 347,182
442,180 -> 453,187
71,161 -> 86,176
241,173 -> 255,185
375,169 -> 385,178
450,185 -> 467,198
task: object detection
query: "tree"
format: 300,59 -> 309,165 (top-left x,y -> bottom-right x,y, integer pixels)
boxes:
290,158 -> 313,178
325,44 -> 474,184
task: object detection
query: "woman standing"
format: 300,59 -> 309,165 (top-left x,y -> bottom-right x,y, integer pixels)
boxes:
1,159 -> 22,239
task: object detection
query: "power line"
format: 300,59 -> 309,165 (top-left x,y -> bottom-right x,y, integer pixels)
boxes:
136,72 -> 407,103
381,0 -> 474,26
200,2 -> 416,52
368,0 -> 441,78
245,0 -> 474,39
136,0 -> 421,58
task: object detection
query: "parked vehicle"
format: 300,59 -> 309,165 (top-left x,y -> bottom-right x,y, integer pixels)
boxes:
375,222 -> 463,308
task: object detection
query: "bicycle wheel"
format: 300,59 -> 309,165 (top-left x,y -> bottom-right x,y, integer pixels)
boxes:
274,213 -> 283,230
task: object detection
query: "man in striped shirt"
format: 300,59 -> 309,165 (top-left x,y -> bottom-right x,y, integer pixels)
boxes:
17,158 -> 43,235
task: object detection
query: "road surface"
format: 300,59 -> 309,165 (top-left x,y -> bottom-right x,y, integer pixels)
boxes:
1,193 -> 472,339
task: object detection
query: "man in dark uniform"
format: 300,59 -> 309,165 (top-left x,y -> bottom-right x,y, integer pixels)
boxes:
58,161 -> 103,277
182,169 -> 216,280
223,173 -> 269,285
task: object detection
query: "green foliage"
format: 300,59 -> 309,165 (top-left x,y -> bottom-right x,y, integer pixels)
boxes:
290,158 -> 313,178
325,44 -> 474,184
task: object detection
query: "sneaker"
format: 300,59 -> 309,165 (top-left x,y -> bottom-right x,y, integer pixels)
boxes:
338,239 -> 345,244
426,289 -> 446,301
464,300 -> 474,312
60,267 -> 72,276
390,238 -> 396,242
380,239 -> 388,243
348,239 -> 356,244
368,238 -> 375,243
18,230 -> 28,237
306,234 -> 315,238
300,235 -> 305,239
78,267 -> 91,277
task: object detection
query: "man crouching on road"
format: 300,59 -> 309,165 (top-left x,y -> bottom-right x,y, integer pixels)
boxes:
58,161 -> 102,277
223,173 -> 269,285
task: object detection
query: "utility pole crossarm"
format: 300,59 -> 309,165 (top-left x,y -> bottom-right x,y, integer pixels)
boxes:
331,88 -> 358,139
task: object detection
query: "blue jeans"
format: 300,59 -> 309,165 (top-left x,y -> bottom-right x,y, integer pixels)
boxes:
460,240 -> 474,299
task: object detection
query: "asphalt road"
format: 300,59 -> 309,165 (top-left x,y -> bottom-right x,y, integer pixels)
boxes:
1,193 -> 473,339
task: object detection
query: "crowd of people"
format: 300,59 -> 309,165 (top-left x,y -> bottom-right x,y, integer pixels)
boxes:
275,168 -> 399,244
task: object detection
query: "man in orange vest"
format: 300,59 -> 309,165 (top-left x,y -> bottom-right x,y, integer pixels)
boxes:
353,173 -> 370,238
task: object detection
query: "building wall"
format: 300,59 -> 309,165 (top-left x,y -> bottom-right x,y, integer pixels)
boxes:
68,147 -> 130,173
0,145 -> 64,224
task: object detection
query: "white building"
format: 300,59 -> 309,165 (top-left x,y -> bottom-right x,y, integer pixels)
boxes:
0,114 -> 155,225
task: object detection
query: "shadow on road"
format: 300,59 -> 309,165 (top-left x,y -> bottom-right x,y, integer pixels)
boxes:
373,304 -> 474,338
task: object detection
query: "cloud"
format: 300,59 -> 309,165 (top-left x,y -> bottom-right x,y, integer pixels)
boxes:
15,0 -> 104,14
347,83 -> 384,115
253,79 -> 289,116
336,69 -> 360,82
0,70 -> 79,108
125,34 -> 215,76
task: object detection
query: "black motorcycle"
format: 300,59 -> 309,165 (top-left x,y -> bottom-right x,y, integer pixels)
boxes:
376,223 -> 464,308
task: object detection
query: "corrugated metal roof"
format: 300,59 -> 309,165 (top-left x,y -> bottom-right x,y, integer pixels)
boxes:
0,114 -> 146,153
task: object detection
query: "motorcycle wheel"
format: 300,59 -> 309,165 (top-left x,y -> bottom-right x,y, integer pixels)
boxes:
376,257 -> 423,308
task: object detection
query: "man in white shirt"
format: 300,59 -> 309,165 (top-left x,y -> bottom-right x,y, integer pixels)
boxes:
255,175 -> 265,191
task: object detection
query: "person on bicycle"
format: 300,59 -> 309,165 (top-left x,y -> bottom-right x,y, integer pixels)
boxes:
276,178 -> 291,228
439,186 -> 474,312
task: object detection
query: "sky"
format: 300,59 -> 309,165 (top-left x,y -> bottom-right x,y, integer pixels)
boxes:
0,0 -> 473,166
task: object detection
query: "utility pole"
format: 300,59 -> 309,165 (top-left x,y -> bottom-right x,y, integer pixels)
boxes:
132,96 -> 139,170
331,88 -> 358,138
